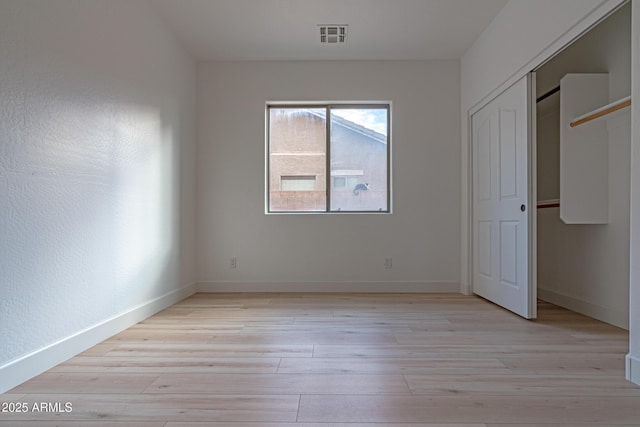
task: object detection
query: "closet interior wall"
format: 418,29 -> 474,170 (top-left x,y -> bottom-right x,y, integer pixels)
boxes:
535,3 -> 631,329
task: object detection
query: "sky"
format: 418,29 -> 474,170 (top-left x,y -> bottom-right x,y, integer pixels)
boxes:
275,107 -> 388,137
331,108 -> 388,136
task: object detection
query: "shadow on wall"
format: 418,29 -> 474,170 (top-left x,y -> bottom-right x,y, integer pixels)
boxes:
0,95 -> 180,366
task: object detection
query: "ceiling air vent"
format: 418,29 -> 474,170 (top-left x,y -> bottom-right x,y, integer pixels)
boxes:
318,25 -> 347,44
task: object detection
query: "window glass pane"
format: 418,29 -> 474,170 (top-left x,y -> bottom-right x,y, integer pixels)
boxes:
330,108 -> 388,211
269,108 -> 326,212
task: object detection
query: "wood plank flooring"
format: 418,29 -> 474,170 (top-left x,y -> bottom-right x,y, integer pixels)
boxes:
2,293 -> 638,426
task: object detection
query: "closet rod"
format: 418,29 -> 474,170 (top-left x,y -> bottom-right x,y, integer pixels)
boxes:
570,96 -> 631,128
537,200 -> 560,209
536,86 -> 560,103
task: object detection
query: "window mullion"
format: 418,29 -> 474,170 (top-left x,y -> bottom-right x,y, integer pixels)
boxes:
325,105 -> 331,212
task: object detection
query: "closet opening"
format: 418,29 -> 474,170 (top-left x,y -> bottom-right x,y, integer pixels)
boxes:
534,1 -> 631,329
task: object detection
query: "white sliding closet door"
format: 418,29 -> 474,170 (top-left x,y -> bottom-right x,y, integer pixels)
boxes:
471,74 -> 537,319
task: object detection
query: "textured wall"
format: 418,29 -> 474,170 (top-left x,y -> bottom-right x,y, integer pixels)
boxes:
0,0 -> 196,367
197,60 -> 460,289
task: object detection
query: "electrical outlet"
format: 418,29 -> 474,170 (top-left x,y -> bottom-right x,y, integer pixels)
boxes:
384,258 -> 392,269
229,257 -> 237,269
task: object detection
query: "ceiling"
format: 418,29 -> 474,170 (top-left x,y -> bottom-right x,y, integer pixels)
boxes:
150,0 -> 508,61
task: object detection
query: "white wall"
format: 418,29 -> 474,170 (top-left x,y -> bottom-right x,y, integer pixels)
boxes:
460,0 -> 625,294
628,0 -> 640,386
461,0 -> 624,111
535,4 -> 631,329
536,114 -> 630,328
197,61 -> 460,292
0,0 -> 197,392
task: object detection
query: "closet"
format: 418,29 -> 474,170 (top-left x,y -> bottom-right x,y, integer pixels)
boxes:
535,2 -> 631,329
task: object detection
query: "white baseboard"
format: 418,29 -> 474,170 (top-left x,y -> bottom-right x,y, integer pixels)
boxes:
538,287 -> 628,329
0,282 -> 197,394
626,354 -> 640,385
197,281 -> 460,293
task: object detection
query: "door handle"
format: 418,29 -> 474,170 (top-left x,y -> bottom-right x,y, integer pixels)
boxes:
521,204 -> 526,212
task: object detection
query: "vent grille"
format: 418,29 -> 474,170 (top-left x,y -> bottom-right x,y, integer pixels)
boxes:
319,25 -> 347,44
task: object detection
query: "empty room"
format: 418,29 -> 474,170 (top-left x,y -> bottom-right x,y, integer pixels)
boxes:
1,0 -> 640,425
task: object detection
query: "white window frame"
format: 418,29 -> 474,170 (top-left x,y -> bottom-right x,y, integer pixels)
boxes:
265,102 -> 392,214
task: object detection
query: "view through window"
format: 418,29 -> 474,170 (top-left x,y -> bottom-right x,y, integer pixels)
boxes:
267,104 -> 390,213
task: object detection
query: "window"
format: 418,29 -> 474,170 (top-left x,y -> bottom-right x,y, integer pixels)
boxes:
332,170 -> 363,191
280,176 -> 317,191
267,103 -> 390,213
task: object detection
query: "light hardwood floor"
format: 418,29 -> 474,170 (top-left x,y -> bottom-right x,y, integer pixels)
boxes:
2,293 -> 639,426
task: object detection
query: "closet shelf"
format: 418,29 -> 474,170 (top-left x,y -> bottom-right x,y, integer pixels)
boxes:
570,95 -> 631,128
